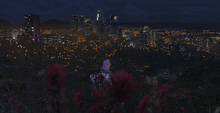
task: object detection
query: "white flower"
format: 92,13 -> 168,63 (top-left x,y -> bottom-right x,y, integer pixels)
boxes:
90,74 -> 97,83
152,77 -> 158,86
145,76 -> 158,86
145,76 -> 151,85
90,73 -> 111,84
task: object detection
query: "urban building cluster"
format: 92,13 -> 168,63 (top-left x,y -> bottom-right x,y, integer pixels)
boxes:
0,10 -> 220,71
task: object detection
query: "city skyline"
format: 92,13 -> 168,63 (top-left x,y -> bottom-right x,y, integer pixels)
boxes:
1,0 -> 220,24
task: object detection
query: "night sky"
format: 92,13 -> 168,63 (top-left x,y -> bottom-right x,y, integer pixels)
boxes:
1,0 -> 220,24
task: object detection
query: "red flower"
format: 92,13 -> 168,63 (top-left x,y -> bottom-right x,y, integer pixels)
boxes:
93,88 -> 107,102
98,74 -> 104,81
43,63 -> 69,113
156,84 -> 169,113
101,89 -> 107,97
104,71 -> 137,103
46,63 -> 67,78
45,79 -> 53,91
74,92 -> 84,106
93,88 -> 103,100
137,94 -> 149,113
156,83 -> 169,99
180,106 -> 185,111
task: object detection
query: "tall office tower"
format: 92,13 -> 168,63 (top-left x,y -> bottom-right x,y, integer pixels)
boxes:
129,29 -> 134,40
150,31 -> 156,41
142,26 -> 150,44
72,15 -> 78,28
24,12 -> 40,43
96,10 -> 102,35
110,15 -> 118,24
83,17 -> 91,36
109,15 -> 118,36
96,10 -> 101,22
80,15 -> 85,26
117,28 -> 122,38
110,15 -> 114,23
88,17 -> 92,25
203,38 -> 213,51
83,17 -> 91,26
82,16 -> 86,27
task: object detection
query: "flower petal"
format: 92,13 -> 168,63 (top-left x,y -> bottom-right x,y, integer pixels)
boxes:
180,106 -> 185,111
93,88 -> 103,100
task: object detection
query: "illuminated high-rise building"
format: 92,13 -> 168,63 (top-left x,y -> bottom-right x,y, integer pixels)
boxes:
109,15 -> 118,36
96,10 -> 101,22
83,17 -> 91,36
96,10 -> 102,35
24,12 -> 40,43
80,15 -> 85,26
110,15 -> 118,24
203,37 -> 213,51
72,15 -> 78,27
150,30 -> 157,42
83,17 -> 91,25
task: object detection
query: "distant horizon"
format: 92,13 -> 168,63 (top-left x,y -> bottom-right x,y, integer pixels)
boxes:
2,18 -> 220,24
1,18 -> 220,30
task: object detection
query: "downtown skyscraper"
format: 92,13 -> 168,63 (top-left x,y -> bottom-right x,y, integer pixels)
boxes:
24,12 -> 40,43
